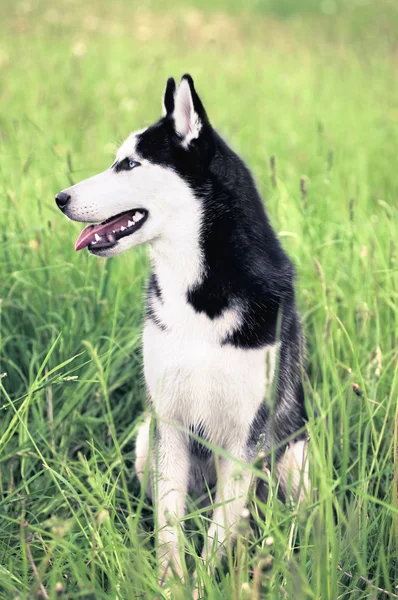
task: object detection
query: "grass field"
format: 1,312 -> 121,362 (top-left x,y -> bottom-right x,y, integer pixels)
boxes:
1,0 -> 398,598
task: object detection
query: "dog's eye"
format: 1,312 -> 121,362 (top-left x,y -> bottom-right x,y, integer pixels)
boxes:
115,158 -> 141,172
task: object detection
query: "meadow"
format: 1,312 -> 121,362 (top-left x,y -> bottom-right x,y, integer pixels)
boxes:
0,0 -> 397,598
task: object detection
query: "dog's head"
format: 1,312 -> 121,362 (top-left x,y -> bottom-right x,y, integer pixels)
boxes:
55,74 -> 214,257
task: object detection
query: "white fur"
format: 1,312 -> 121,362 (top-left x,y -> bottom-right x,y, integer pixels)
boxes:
61,130 -> 204,258
144,321 -> 274,442
276,439 -> 309,503
135,412 -> 151,495
173,79 -> 202,148
143,272 -> 277,576
116,130 -> 145,162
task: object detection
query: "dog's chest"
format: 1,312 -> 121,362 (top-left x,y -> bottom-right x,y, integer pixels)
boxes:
143,284 -> 277,446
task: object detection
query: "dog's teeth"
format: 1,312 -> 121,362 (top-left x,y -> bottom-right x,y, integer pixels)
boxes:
120,226 -> 126,231
91,240 -> 97,245
127,220 -> 134,227
107,233 -> 116,242
112,229 -> 116,233
133,212 -> 144,223
94,233 -> 101,242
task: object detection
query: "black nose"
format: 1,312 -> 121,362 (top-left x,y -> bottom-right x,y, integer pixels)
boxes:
55,191 -> 71,210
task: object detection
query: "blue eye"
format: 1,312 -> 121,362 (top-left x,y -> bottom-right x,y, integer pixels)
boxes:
114,158 -> 141,172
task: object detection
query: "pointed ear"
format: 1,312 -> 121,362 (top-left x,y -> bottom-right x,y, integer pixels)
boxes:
162,77 -> 176,117
173,74 -> 209,146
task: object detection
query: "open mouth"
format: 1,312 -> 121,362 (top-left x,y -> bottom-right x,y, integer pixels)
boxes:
75,209 -> 148,252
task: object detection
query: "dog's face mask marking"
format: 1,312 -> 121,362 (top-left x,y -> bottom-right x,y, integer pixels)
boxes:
55,75 -> 211,258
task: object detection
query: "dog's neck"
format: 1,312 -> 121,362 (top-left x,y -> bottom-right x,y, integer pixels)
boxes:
150,225 -> 204,300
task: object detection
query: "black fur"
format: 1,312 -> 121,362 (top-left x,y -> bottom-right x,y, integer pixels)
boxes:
163,77 -> 176,115
137,75 -> 307,449
146,273 -> 167,331
189,423 -> 212,460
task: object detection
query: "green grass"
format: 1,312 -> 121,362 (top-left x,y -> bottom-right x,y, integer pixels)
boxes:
1,0 -> 398,598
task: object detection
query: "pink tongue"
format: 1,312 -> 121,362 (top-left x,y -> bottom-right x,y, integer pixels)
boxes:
75,212 -> 135,251
75,224 -> 96,251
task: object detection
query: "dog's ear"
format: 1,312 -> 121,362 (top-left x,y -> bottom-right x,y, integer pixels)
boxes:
172,74 -> 209,146
162,77 -> 176,117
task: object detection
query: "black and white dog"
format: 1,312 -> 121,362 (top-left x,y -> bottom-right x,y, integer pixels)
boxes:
56,74 -> 309,585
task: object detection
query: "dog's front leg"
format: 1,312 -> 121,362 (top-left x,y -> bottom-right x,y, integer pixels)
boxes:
204,453 -> 252,559
154,422 -> 189,584
192,451 -> 252,599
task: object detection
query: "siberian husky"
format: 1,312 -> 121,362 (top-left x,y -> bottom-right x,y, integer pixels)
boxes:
56,74 -> 309,589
